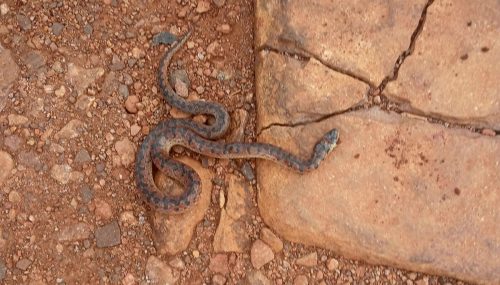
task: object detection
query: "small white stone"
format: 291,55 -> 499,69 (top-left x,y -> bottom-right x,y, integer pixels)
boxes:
55,85 -> 66,97
0,3 -> 9,15
196,0 -> 210,13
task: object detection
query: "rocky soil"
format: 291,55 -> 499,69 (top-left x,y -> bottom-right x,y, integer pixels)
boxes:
0,1 -> 483,284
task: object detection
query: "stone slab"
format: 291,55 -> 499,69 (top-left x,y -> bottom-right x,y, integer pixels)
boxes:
256,0 -> 428,84
256,51 -> 368,129
386,0 -> 500,129
257,108 -> 499,284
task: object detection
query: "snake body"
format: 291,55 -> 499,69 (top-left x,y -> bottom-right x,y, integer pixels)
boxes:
135,31 -> 339,213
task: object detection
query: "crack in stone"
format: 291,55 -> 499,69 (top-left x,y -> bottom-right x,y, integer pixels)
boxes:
257,44 -> 376,89
256,0 -> 498,137
378,95 -> 500,135
258,100 -> 366,136
368,0 -> 498,136
372,0 -> 436,96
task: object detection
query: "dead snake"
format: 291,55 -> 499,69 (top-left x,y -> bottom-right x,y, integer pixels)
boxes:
135,31 -> 339,212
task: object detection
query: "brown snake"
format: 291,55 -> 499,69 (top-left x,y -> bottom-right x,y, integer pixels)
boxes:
135,31 -> 339,213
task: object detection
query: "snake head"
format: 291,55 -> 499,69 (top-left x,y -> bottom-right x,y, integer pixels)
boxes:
323,128 -> 339,154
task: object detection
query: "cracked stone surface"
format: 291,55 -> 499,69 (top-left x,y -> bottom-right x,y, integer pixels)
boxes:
256,0 -> 428,84
256,50 -> 368,129
255,0 -> 500,283
258,109 -> 499,284
386,0 -> 500,130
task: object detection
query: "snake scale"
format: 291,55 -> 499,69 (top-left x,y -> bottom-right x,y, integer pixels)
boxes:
135,30 -> 339,213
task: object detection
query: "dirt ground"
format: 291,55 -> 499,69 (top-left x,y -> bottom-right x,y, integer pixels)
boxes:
0,1 -> 469,284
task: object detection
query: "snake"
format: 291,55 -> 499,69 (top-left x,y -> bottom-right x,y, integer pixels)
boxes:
135,30 -> 339,213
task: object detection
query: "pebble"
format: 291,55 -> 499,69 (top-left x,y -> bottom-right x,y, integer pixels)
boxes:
58,223 -> 92,242
195,86 -> 205,94
55,119 -> 84,140
76,95 -> 95,111
293,275 -> 308,285
0,43 -> 19,91
22,50 -> 45,71
146,256 -> 179,284
120,211 -> 137,225
18,151 -> 43,171
118,84 -> 129,98
245,270 -> 271,285
167,257 -> 185,270
83,24 -> 93,36
16,14 -> 31,30
122,273 -> 135,285
114,138 -> 135,167
16,258 -> 31,271
327,258 -> 339,271
209,254 -> 229,275
174,78 -> 189,98
192,250 -> 200,258
169,69 -> 190,88
50,164 -> 74,184
4,135 -> 21,152
240,162 -> 255,181
95,220 -> 121,248
124,95 -> 139,113
170,108 -> 190,119
54,85 -> 66,97
0,3 -> 9,15
52,61 -> 64,73
152,31 -> 177,46
80,185 -> 94,203
49,143 -> 65,154
130,124 -> 141,136
296,252 -> 318,267
131,47 -> 145,59
212,274 -> 227,285
0,151 -> 13,186
94,199 -> 113,220
111,167 -> 128,181
96,162 -> 106,176
7,114 -> 29,126
74,149 -> 91,164
213,0 -> 226,7
250,240 -> 274,269
260,228 -> 283,252
66,63 -> 105,95
0,259 -> 5,281
110,54 -> 125,71
196,1 -> 211,13
177,6 -> 189,18
8,191 -> 21,203
216,24 -> 232,34
44,85 -> 55,94
51,22 -> 64,36
207,41 -> 220,55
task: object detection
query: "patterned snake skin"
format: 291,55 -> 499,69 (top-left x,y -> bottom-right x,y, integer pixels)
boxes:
135,31 -> 339,212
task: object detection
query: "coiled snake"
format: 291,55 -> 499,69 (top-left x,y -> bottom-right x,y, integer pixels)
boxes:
135,30 -> 339,213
